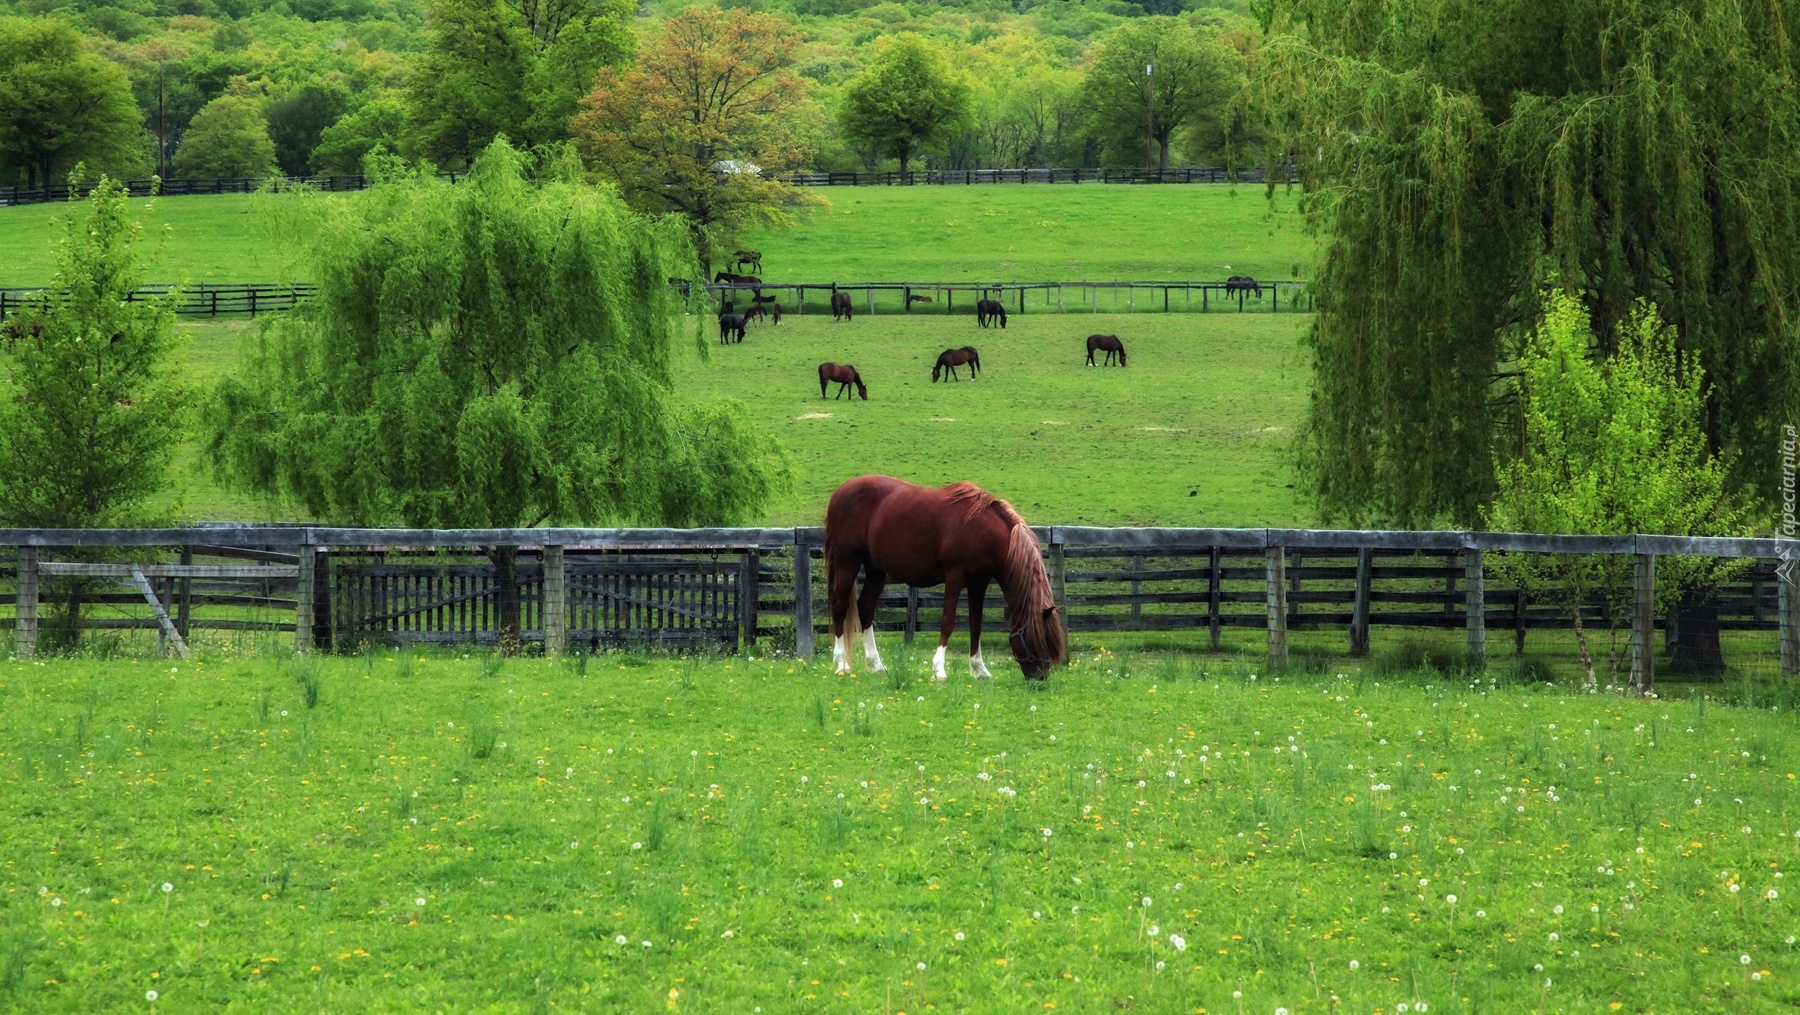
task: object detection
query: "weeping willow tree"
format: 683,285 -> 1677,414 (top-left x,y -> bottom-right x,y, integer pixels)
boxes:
1260,0 -> 1800,529
208,140 -> 791,647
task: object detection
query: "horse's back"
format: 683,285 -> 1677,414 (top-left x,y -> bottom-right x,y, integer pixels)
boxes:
826,476 -> 1014,583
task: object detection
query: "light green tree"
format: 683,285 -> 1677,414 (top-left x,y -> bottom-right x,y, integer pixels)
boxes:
1081,17 -> 1243,169
0,178 -> 192,647
173,92 -> 277,178
1487,291 -> 1745,690
0,17 -> 145,190
310,93 -> 408,175
838,35 -> 973,174
207,140 -> 790,647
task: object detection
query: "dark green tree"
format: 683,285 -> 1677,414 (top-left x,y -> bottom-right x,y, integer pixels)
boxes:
838,35 -> 973,174
207,140 -> 790,645
0,17 -> 146,190
265,81 -> 347,176
1262,0 -> 1800,532
1080,17 -> 1242,169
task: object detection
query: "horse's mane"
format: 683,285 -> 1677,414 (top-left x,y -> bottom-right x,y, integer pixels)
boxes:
942,481 -> 1017,527
942,482 -> 1067,671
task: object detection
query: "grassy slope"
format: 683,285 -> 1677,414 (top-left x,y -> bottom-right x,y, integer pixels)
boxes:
677,312 -> 1310,527
0,185 -> 1312,287
3,651 -> 1796,1012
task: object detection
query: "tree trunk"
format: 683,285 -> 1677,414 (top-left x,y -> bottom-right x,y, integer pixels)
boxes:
898,145 -> 911,176
488,546 -> 523,653
1668,593 -> 1726,677
1159,137 -> 1170,170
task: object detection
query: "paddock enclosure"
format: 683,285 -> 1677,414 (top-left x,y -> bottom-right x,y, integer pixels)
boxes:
5,526 -> 1796,691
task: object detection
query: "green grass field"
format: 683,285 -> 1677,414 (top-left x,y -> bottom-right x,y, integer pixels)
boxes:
5,649 -> 1799,1012
0,185 -> 1312,287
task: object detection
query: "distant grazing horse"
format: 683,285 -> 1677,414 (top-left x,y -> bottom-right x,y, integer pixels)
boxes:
819,362 -> 867,400
909,294 -> 933,305
1225,276 -> 1262,298
719,313 -> 747,344
713,271 -> 761,287
743,303 -> 782,325
831,292 -> 854,320
824,475 -> 1066,681
976,298 -> 1008,328
933,346 -> 981,382
733,249 -> 763,273
1086,334 -> 1126,366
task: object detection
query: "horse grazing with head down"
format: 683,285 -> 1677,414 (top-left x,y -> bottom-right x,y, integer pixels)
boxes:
1225,276 -> 1261,298
713,271 -> 760,287
743,303 -> 782,325
976,298 -> 1007,328
1085,334 -> 1126,366
718,313 -> 746,344
818,362 -> 867,400
825,476 -> 1066,681
932,346 -> 981,382
830,292 -> 854,320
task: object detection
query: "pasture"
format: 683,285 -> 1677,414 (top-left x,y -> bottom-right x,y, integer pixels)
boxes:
0,184 -> 1312,287
3,649 -> 1798,1012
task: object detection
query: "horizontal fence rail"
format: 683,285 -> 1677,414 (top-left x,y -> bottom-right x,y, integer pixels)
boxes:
5,526 -> 1796,693
0,283 -> 317,319
0,166 -> 1296,206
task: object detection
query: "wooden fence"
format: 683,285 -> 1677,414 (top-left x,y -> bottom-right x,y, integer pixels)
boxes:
4,526 -> 1798,692
0,283 -> 317,319
0,166 -> 1294,206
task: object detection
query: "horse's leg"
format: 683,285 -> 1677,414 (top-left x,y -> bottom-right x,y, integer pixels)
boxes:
828,561 -> 857,674
934,571 -> 963,681
857,568 -> 889,673
967,576 -> 993,679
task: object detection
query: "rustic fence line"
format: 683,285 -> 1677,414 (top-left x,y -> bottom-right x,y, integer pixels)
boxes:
0,283 -> 316,319
0,166 -> 1295,206
5,526 -> 1797,692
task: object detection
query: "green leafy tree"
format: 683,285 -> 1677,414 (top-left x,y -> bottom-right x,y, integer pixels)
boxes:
1080,17 -> 1243,169
1264,0 -> 1800,529
1487,292 -> 1744,690
0,178 -> 192,647
310,93 -> 408,175
173,91 -> 277,178
265,81 -> 347,176
838,35 -> 973,174
207,140 -> 790,646
0,17 -> 146,190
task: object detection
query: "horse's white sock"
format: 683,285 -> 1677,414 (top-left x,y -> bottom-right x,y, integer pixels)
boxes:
932,644 -> 948,681
969,650 -> 993,680
833,634 -> 852,675
864,627 -> 886,673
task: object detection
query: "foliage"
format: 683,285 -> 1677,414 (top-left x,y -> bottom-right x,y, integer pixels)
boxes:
0,177 -> 191,529
1267,0 -> 1800,526
264,80 -> 347,175
838,34 -> 973,174
1079,17 -> 1243,169
308,91 -> 406,174
0,17 -> 145,189
1487,291 -> 1746,687
205,137 -> 789,531
172,89 -> 277,177
572,6 -> 818,266
942,36 -> 1088,170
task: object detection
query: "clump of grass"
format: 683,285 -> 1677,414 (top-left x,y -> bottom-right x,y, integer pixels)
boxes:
567,651 -> 590,678
811,694 -> 828,730
394,655 -> 414,680
289,657 -> 322,709
478,652 -> 506,680
644,801 -> 666,853
852,702 -> 873,737
0,922 -> 38,999
257,686 -> 273,722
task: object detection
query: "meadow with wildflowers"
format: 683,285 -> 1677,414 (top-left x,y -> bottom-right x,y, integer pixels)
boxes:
4,646 -> 1800,1013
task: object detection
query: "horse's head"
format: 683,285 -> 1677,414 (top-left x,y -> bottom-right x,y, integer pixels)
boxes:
1010,606 -> 1066,680
855,376 -> 868,400
931,362 -> 941,382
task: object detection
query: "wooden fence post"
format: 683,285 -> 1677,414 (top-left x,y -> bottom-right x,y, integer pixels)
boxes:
543,544 -> 566,657
14,546 -> 37,660
793,541 -> 814,658
1207,546 -> 1222,650
1632,553 -> 1656,694
1465,548 -> 1486,666
1130,554 -> 1144,623
177,546 -> 192,640
1265,545 -> 1287,669
1780,555 -> 1800,680
905,585 -> 919,643
1048,538 -> 1068,640
1350,547 -> 1371,656
295,544 -> 314,655
739,551 -> 759,654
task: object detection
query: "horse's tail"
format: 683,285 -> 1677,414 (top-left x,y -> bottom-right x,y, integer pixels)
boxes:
1001,522 -> 1067,674
971,348 -> 982,374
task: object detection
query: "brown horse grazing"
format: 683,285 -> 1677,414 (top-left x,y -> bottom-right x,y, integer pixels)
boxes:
719,313 -> 746,343
733,249 -> 763,273
932,346 -> 981,382
824,476 -> 1066,681
713,271 -> 760,286
743,303 -> 782,325
830,292 -> 854,320
1085,334 -> 1126,366
1225,275 -> 1262,298
818,362 -> 867,400
976,298 -> 1007,328
909,294 -> 933,304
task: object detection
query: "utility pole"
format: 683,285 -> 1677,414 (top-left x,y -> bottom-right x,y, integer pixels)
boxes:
1145,61 -> 1157,171
157,56 -> 166,180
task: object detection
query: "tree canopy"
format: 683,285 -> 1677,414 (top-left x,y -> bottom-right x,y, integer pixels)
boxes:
0,17 -> 145,189
173,89 -> 277,177
1081,17 -> 1242,169
1266,0 -> 1800,527
838,35 -> 973,174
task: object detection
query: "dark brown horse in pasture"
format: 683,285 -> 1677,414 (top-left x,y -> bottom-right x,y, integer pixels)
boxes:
909,293 -> 933,304
1085,334 -> 1126,366
976,298 -> 1007,328
824,476 -> 1066,681
733,249 -> 763,273
719,313 -> 747,343
713,271 -> 761,287
743,303 -> 782,325
932,346 -> 981,382
1225,275 -> 1261,298
818,362 -> 867,400
831,292 -> 854,320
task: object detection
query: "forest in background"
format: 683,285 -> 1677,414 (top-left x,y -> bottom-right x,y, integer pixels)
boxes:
0,0 -> 1261,189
